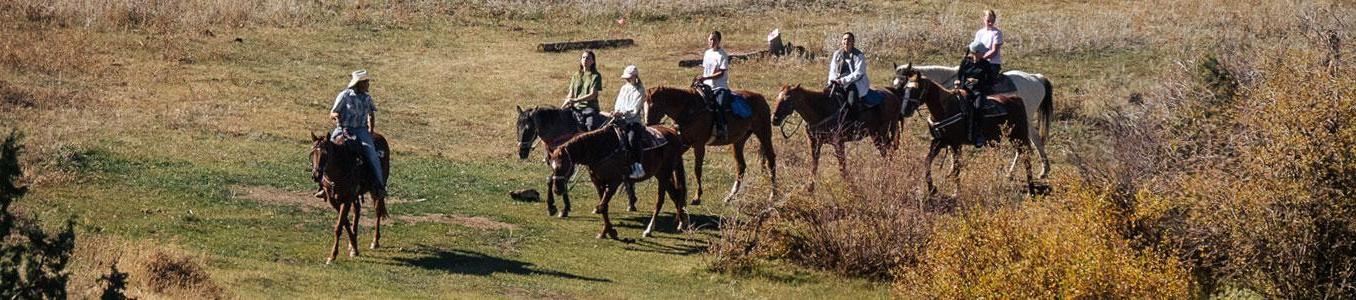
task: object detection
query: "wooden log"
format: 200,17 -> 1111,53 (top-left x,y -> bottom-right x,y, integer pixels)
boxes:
678,50 -> 774,68
537,39 -> 635,52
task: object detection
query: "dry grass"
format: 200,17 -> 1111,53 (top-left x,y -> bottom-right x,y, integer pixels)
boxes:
68,236 -> 224,299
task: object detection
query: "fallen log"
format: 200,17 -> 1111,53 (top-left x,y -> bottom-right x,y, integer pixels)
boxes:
537,39 -> 635,52
678,50 -> 774,68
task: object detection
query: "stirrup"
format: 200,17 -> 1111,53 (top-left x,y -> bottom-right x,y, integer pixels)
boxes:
629,163 -> 645,179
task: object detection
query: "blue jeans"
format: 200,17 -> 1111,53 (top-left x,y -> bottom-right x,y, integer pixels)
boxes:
331,127 -> 387,191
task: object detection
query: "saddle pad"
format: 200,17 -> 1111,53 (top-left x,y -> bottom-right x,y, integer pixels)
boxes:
639,127 -> 669,151
730,94 -> 753,118
989,76 -> 1017,94
862,90 -> 885,107
981,103 -> 1009,119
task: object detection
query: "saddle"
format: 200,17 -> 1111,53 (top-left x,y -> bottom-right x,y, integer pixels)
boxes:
694,84 -> 752,118
636,126 -> 669,151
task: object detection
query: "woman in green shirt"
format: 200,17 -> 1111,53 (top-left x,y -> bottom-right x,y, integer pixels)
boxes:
563,50 -> 603,130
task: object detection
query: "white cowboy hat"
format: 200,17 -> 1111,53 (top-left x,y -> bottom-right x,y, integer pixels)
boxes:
620,65 -> 639,79
347,69 -> 369,88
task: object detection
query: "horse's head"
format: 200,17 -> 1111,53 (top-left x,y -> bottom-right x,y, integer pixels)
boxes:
772,84 -> 803,126
893,63 -> 923,118
309,132 -> 330,183
515,105 -> 537,160
545,149 -> 576,196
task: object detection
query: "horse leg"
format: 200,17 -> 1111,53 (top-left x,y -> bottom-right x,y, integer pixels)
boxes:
950,146 -> 963,198
592,182 -> 605,214
672,153 -> 690,231
560,184 -> 572,218
370,202 -> 383,250
834,141 -> 850,185
1023,144 -> 1036,194
546,177 -> 559,217
758,124 -> 779,201
645,172 -> 670,238
597,183 -> 619,240
1035,135 -> 1052,179
924,142 -> 944,198
691,147 -> 706,206
349,196 -> 361,257
327,201 -> 351,265
808,137 -> 824,193
723,140 -> 748,203
625,181 -> 638,212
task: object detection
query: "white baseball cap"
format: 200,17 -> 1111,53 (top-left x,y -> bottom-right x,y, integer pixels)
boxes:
347,69 -> 369,88
620,65 -> 639,79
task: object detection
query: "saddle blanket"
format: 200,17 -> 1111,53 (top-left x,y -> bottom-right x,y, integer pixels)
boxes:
730,94 -> 753,118
989,76 -> 1017,94
862,90 -> 886,107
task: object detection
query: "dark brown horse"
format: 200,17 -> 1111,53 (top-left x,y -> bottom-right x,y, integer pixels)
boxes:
515,106 -> 639,213
309,132 -> 390,264
894,67 -> 1037,196
770,84 -> 903,192
546,124 -> 689,239
644,86 -> 778,203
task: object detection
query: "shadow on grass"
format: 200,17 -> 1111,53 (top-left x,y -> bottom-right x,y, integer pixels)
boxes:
394,246 -> 610,282
613,213 -> 721,233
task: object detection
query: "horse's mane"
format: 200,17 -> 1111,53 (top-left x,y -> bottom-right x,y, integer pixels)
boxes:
647,86 -> 698,101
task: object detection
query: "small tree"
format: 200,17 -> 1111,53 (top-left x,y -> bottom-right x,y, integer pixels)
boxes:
0,130 -> 77,299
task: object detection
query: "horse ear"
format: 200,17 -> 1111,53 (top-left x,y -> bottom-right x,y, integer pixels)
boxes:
893,62 -> 899,70
516,105 -> 524,114
795,83 -> 802,89
310,132 -> 319,141
905,62 -> 913,72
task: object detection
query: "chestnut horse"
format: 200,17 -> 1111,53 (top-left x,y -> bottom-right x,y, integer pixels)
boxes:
309,132 -> 390,264
894,68 -> 1038,196
770,84 -> 903,192
644,86 -> 778,204
546,124 -> 690,239
515,106 -> 639,213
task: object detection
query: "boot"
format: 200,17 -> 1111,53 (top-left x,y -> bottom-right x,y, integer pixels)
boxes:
630,163 -> 645,179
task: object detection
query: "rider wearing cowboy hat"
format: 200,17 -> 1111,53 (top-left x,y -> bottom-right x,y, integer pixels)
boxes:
315,69 -> 387,199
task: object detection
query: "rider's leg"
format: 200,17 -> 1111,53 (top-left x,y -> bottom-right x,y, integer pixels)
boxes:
713,89 -> 730,138
351,127 -> 388,197
627,122 -> 644,177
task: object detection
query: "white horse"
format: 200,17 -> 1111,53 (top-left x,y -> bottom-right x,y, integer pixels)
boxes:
892,64 -> 1053,179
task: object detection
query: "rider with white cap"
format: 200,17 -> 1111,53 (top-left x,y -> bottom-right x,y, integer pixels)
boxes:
613,65 -> 647,179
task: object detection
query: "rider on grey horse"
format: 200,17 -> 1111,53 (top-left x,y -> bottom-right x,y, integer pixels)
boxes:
315,69 -> 387,199
827,32 -> 869,122
959,41 -> 998,147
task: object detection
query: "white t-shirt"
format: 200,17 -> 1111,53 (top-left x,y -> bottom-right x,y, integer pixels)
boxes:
972,27 -> 1004,65
702,48 -> 730,89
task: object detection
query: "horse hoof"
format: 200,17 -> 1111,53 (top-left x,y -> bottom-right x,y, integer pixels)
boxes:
558,210 -> 570,218
592,207 -> 601,214
547,207 -> 558,217
349,250 -> 359,257
690,198 -> 702,206
642,230 -> 653,238
325,257 -> 335,265
596,232 -> 606,239
627,206 -> 637,212
607,229 -> 619,240
370,242 -> 380,250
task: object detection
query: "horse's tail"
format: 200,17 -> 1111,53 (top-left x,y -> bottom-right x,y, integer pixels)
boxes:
1039,75 -> 1053,143
749,93 -> 778,178
374,133 -> 391,219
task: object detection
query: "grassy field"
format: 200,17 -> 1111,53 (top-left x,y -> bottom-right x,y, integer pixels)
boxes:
3,0 -> 1352,298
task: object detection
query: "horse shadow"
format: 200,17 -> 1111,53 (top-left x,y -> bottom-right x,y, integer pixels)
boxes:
613,213 -> 722,233
393,246 -> 610,282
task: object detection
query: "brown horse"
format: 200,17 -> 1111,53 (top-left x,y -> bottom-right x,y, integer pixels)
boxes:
309,132 -> 390,264
770,84 -> 903,192
894,67 -> 1037,196
546,124 -> 689,239
645,86 -> 778,204
515,105 -> 640,213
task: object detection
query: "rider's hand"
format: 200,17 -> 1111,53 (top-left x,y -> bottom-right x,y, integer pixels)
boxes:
691,75 -> 704,84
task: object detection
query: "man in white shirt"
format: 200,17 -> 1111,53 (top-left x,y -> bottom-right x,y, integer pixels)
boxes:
973,10 -> 1004,75
693,30 -> 731,140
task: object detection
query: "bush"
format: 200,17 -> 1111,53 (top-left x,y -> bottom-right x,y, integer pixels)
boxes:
0,131 -> 78,299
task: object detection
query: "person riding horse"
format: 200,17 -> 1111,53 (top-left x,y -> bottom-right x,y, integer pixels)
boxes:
827,32 -> 869,123
314,69 -> 387,199
959,42 -> 999,147
612,65 -> 647,179
693,31 -> 732,140
564,50 -> 604,131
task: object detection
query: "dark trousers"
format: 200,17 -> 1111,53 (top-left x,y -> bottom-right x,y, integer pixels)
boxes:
615,121 -> 643,161
708,88 -> 731,136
